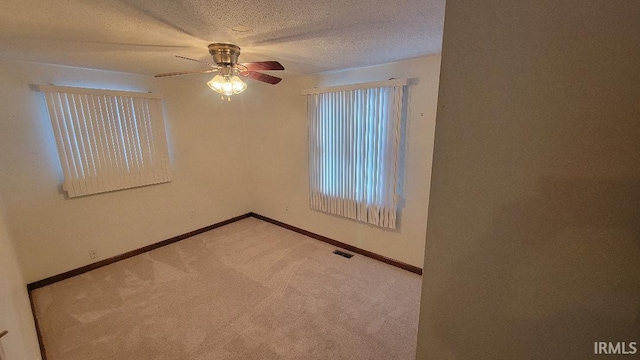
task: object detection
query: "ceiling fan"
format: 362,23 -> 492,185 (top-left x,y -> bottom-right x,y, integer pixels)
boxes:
155,43 -> 284,98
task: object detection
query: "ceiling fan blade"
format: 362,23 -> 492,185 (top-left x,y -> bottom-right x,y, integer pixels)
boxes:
155,68 -> 217,78
240,71 -> 282,85
175,55 -> 217,67
240,61 -> 285,71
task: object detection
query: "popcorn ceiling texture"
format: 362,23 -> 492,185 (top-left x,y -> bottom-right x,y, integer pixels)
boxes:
0,0 -> 444,75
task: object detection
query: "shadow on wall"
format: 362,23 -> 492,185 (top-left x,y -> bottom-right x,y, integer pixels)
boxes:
434,178 -> 640,359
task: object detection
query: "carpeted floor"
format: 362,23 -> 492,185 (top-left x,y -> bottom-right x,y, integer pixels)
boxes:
31,217 -> 422,360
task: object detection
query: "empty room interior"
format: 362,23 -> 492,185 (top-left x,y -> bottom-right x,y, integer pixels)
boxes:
1,1 -> 639,360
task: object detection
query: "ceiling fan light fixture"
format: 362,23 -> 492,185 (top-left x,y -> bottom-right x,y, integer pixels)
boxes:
155,43 -> 284,95
230,75 -> 247,93
206,67 -> 247,96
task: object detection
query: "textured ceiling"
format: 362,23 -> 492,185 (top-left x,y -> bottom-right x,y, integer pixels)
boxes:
0,0 -> 445,76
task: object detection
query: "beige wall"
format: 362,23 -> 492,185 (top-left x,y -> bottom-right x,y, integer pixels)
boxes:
0,195 -> 41,360
417,1 -> 640,359
0,55 -> 439,284
245,55 -> 441,269
0,60 -> 251,283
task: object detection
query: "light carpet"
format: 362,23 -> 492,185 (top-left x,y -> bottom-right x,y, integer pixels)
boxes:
31,217 -> 422,359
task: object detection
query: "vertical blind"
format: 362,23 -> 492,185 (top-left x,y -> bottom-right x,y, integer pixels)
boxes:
39,85 -> 171,198
305,79 -> 406,229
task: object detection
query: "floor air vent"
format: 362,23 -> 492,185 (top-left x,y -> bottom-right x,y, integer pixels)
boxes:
333,250 -> 354,258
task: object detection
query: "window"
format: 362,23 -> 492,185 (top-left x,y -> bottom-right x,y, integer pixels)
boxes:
304,79 -> 406,229
39,85 -> 171,198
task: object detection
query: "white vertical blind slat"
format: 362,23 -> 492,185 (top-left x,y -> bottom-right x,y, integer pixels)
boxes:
107,96 -> 124,190
65,94 -> 90,194
85,94 -> 103,192
46,93 -> 73,189
125,97 -> 142,187
135,98 -> 152,184
56,93 -> 81,195
78,94 -> 100,193
117,96 -> 136,188
310,94 -> 318,210
100,95 -> 119,191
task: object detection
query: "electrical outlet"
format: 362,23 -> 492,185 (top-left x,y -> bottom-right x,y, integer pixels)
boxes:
285,206 -> 289,212
189,210 -> 196,218
89,249 -> 98,260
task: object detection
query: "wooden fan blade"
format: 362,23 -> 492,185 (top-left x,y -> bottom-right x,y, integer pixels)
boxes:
240,61 -> 284,71
175,55 -> 217,67
155,68 -> 217,78
240,71 -> 282,84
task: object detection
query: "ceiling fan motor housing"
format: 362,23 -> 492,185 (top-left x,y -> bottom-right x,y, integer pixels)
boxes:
208,43 -> 241,65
